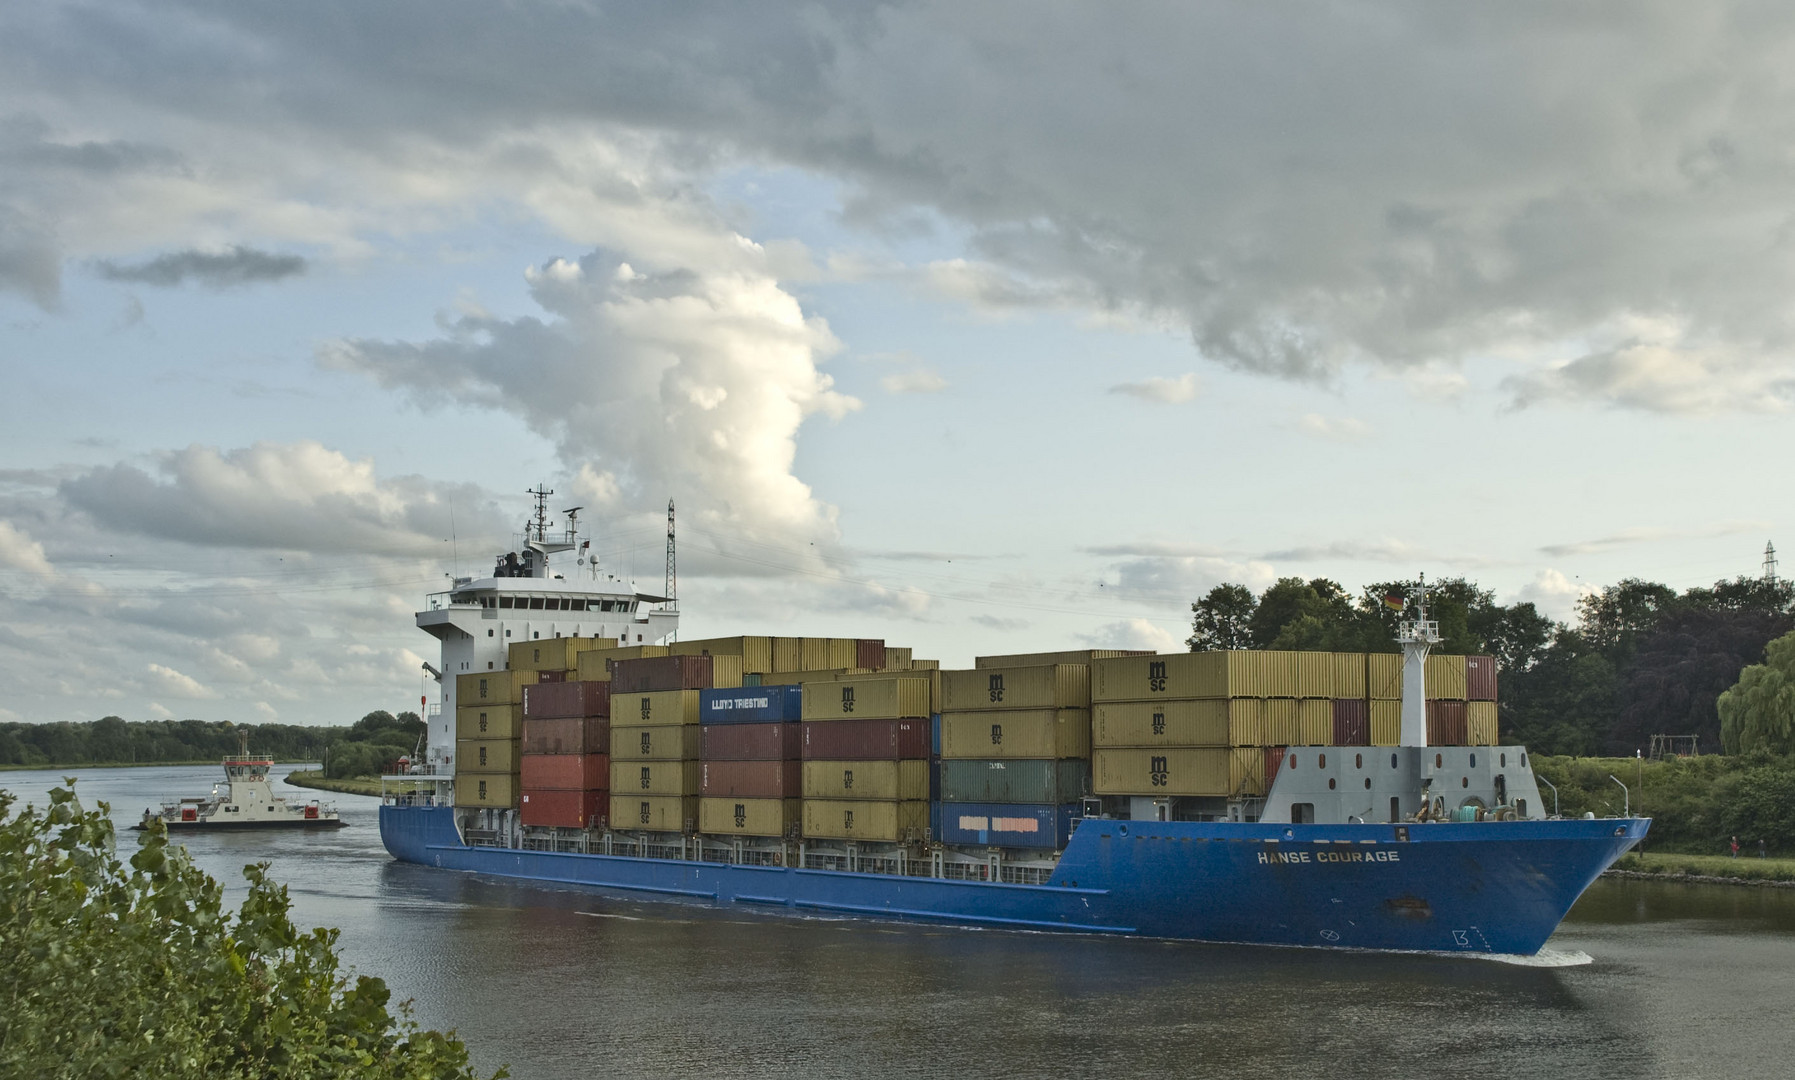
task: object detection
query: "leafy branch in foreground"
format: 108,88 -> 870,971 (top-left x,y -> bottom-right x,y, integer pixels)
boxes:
0,782 -> 502,1080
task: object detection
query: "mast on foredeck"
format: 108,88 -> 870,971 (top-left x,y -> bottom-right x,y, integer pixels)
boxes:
1396,574 -> 1440,747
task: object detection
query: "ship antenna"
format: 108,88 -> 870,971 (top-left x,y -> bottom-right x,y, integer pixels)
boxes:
664,498 -> 678,615
448,497 -> 460,578
527,485 -> 554,543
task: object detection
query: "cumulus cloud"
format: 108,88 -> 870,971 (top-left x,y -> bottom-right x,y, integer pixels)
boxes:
326,252 -> 859,549
0,519 -> 53,574
94,246 -> 307,288
1514,569 -> 1599,622
1108,373 -> 1198,404
144,663 -> 219,699
1081,618 -> 1181,653
58,441 -> 503,556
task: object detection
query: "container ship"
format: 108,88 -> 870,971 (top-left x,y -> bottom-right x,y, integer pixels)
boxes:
380,497 -> 1647,955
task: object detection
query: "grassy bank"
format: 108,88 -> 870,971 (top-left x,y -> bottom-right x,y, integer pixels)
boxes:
1608,850 -> 1795,885
1532,752 -> 1795,856
2,759 -> 318,771
284,769 -> 384,797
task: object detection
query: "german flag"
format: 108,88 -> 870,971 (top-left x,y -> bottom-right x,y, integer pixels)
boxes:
1383,593 -> 1405,612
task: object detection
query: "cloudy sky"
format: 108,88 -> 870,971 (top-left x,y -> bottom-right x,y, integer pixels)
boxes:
3,2 -> 1792,727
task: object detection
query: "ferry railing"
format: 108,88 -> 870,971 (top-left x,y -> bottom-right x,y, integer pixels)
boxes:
1537,773 -> 1560,818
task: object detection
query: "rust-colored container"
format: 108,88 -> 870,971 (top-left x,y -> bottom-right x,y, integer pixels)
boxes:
610,655 -> 713,693
521,716 -> 608,755
536,670 -> 568,684
1466,655 -> 1499,701
1264,746 -> 1287,788
519,788 -> 605,828
521,680 -> 612,720
520,753 -> 608,790
1426,700 -> 1468,745
856,639 -> 887,670
1331,699 -> 1369,746
800,718 -> 930,760
700,760 -> 802,799
700,722 -> 802,761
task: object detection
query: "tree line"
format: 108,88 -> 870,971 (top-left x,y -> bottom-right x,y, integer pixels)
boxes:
1189,573 -> 1795,757
0,712 -> 426,776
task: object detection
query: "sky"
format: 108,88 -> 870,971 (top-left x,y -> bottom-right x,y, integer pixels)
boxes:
3,2 -> 1792,727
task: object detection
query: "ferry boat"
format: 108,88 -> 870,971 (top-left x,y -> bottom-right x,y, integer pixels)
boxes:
379,499 -> 1648,956
138,735 -> 344,830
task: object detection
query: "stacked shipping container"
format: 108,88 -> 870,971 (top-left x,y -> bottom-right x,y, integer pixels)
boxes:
454,668 -> 541,808
936,664 -> 1092,850
799,674 -> 934,843
696,684 -> 804,836
518,679 -> 611,827
607,656 -> 717,832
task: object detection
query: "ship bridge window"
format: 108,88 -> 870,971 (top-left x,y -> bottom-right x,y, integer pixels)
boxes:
529,597 -> 545,610
571,600 -> 587,611
599,600 -> 615,612
499,597 -> 514,609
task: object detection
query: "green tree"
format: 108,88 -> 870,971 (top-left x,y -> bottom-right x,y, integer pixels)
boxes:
0,783 -> 499,1079
1718,629 -> 1795,753
1250,577 -> 1358,649
1187,584 -> 1258,651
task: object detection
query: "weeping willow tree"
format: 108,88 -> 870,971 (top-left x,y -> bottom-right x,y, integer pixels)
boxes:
0,783 -> 501,1080
1719,630 -> 1795,753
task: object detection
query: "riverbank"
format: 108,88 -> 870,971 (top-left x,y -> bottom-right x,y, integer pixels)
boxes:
1605,850 -> 1795,887
285,769 -> 384,797
3,758 -> 320,771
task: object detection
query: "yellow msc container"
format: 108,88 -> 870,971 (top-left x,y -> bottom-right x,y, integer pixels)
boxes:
826,639 -> 858,669
507,636 -> 615,673
801,799 -> 927,842
1092,749 -> 1232,796
1089,652 -> 1276,702
1368,653 -> 1403,699
801,676 -> 933,721
1426,655 -> 1468,700
456,669 -> 540,707
975,649 -> 1146,669
771,637 -> 803,672
610,759 -> 703,796
456,737 -> 521,774
1261,699 -> 1299,746
799,638 -> 831,670
754,667 -> 871,687
1330,652 -> 1368,700
455,773 -> 518,809
609,724 -> 703,761
1370,700 -> 1402,746
671,635 -> 775,674
940,709 -> 1092,759
1296,699 -> 1333,746
883,646 -> 913,670
1295,652 -> 1333,698
1091,700 -> 1254,748
614,689 -> 702,726
940,665 -> 1092,712
1467,701 -> 1498,745
698,797 -> 801,837
1230,747 -> 1269,798
456,704 -> 523,741
573,645 -> 671,682
610,795 -> 697,832
800,759 -> 930,801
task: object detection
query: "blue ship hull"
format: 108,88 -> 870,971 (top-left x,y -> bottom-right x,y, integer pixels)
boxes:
380,804 -> 1647,955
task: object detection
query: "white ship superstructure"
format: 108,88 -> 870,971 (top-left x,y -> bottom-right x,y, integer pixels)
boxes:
413,489 -> 679,781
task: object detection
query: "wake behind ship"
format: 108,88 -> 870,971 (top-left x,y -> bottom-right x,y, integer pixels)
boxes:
380,497 -> 1646,955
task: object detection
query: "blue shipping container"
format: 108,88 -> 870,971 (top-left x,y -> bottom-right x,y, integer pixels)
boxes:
938,802 -> 1077,850
931,713 -> 942,757
699,685 -> 803,724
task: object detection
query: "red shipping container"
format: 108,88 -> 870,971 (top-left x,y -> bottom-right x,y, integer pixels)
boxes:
520,788 -> 605,828
522,716 -> 609,755
700,760 -> 802,799
1263,746 -> 1286,787
1331,699 -> 1369,746
611,655 -> 712,693
856,639 -> 887,670
1465,655 -> 1499,702
522,680 -> 611,720
701,722 -> 802,761
800,718 -> 930,760
520,753 -> 609,790
1426,700 -> 1468,746
536,670 -> 568,683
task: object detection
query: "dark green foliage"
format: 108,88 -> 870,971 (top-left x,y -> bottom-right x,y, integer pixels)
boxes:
1186,584 -> 1257,651
1719,629 -> 1795,753
1533,752 -> 1795,856
0,783 -> 500,1079
0,713 -> 429,775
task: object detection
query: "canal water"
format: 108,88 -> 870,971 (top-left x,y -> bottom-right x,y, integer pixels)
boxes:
5,764 -> 1793,1079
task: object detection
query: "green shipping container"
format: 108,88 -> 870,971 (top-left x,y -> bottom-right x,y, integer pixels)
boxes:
937,759 -> 1091,804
